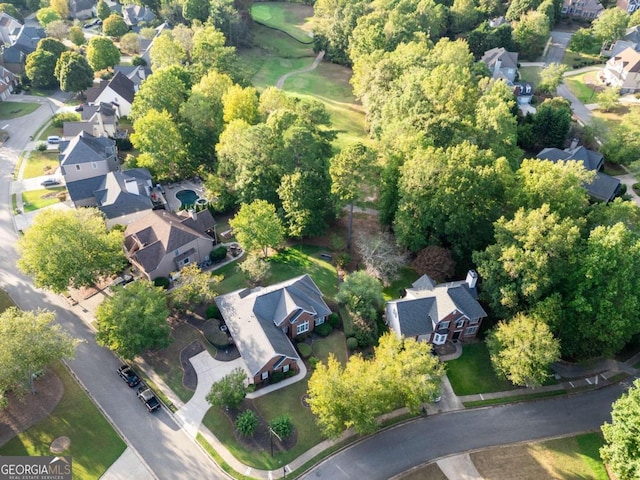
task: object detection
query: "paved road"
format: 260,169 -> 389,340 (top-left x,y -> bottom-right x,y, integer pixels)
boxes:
546,31 -> 573,66
303,383 -> 629,479
0,97 -> 228,480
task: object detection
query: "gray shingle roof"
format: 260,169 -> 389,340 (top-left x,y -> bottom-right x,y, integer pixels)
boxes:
589,172 -> 621,202
215,275 -> 329,375
386,297 -> 436,337
59,131 -> 116,166
95,169 -> 153,219
66,175 -> 106,204
481,47 -> 518,69
106,71 -> 136,105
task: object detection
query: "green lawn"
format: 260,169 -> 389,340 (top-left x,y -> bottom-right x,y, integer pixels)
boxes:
446,342 -> 515,395
0,289 -> 15,312
23,150 -> 59,179
565,73 -> 598,104
383,266 -> 421,302
563,49 -> 605,69
518,66 -> 542,86
251,2 -> 314,44
252,24 -> 315,59
38,124 -> 63,142
22,187 -> 65,212
0,101 -> 41,119
0,363 -> 126,480
238,49 -> 313,90
202,331 -> 347,470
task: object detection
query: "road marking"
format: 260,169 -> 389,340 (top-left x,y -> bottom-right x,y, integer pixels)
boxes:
2,124 -> 8,129
569,381 -> 575,387
585,378 -> 592,385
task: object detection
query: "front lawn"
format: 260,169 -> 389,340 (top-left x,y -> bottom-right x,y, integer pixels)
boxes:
22,187 -> 65,212
0,363 -> 126,479
23,150 -> 59,179
202,331 -> 347,470
565,73 -> 598,104
446,342 -> 515,395
0,101 -> 41,119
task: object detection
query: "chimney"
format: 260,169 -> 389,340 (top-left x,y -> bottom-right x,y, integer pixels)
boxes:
570,138 -> 579,150
466,270 -> 478,289
188,209 -> 197,221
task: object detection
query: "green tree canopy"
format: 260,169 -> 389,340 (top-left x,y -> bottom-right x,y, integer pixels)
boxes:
170,263 -> 219,311
222,84 -> 259,124
336,270 -> 384,322
600,378 -> 640,480
308,333 -> 444,438
25,49 -> 58,88
130,66 -> 190,120
96,0 -> 111,20
56,51 -> 94,94
229,200 -> 284,257
149,31 -> 187,70
102,13 -> 129,37
17,208 -> 125,293
592,7 -> 628,45
513,11 -> 550,60
0,3 -> 24,22
0,308 -> 80,405
86,36 -> 121,71
487,313 -> 560,387
68,25 -> 86,46
96,280 -> 171,358
36,7 -> 60,26
206,367 -> 248,409
539,63 -> 568,93
183,0 -> 209,23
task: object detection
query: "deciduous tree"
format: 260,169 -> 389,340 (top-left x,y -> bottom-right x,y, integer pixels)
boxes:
539,63 -> 568,93
206,367 -> 248,409
513,11 -> 550,60
238,254 -> 271,285
45,19 -> 68,40
86,36 -> 121,71
229,200 -> 284,257
487,313 -> 560,387
170,263 -> 219,311
0,308 -> 80,406
49,0 -> 68,19
149,31 -> 187,70
597,86 -> 620,112
96,280 -> 171,358
222,84 -> 259,124
600,378 -> 640,480
25,49 -> 58,88
17,208 -> 125,293
130,65 -> 190,120
411,245 -> 456,283
102,13 -> 129,37
355,231 -> 407,287
68,25 -> 86,46
592,7 -> 628,45
56,51 -> 94,94
120,32 -> 140,54
36,7 -> 60,26
182,0 -> 209,22
96,0 -> 111,20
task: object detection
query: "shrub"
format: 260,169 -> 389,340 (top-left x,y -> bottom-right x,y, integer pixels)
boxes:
353,313 -> 378,348
153,276 -> 170,289
269,414 -> 293,439
36,142 -> 47,151
235,410 -> 258,437
618,183 -> 627,196
308,356 -> 319,370
132,55 -> 147,66
55,191 -> 67,202
115,137 -> 132,151
346,337 -> 358,350
328,312 -> 340,328
52,112 -> 80,128
206,303 -> 220,319
210,246 -> 227,262
297,342 -> 312,358
270,370 -> 285,384
203,319 -> 232,348
315,322 -> 333,337
337,253 -> 351,268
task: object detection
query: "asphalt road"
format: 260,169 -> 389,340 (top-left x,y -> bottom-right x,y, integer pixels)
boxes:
546,31 -> 573,66
303,383 -> 628,479
0,97 -> 227,480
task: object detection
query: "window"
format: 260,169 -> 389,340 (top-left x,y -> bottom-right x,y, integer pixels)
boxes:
296,321 -> 309,335
456,319 -> 465,329
183,258 -> 190,265
261,371 -> 268,380
433,333 -> 447,345
469,317 -> 480,325
466,326 -> 478,335
283,364 -> 289,373
438,321 -> 450,330
314,316 -> 325,326
75,165 -> 81,171
91,162 -> 97,169
174,249 -> 180,257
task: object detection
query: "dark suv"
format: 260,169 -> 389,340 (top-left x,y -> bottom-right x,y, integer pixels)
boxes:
117,365 -> 141,387
137,386 -> 161,412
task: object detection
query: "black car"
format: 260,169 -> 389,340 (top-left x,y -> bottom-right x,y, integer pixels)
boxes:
137,386 -> 161,412
117,365 -> 141,387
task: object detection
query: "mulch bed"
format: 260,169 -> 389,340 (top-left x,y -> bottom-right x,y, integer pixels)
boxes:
0,369 -> 64,447
183,306 -> 241,361
224,400 -> 298,454
180,340 -> 204,391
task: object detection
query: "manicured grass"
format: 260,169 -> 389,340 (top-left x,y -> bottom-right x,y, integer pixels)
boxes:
196,434 -> 255,480
238,49 -> 313,90
592,104 -> 639,126
22,187 -> 66,212
252,23 -> 315,58
563,50 -> 605,69
446,342 -> 515,395
202,332 -> 347,470
383,266 -> 421,302
462,389 -> 567,407
38,124 -> 63,142
0,101 -> 41,119
0,363 -> 126,479
11,193 -> 17,214
141,322 -> 216,404
23,150 -> 59,179
565,72 -> 598,104
519,66 -> 542,86
251,2 -> 314,43
0,288 -> 16,312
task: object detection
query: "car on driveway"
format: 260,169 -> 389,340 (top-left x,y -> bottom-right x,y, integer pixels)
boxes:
117,365 -> 141,387
137,386 -> 161,412
47,135 -> 61,144
40,177 -> 60,187
109,274 -> 133,290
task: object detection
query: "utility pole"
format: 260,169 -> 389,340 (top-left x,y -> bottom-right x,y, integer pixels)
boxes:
269,427 -> 282,458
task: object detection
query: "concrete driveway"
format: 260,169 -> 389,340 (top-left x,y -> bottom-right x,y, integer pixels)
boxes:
175,352 -> 250,437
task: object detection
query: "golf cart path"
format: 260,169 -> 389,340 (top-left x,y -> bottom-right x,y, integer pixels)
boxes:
275,50 -> 325,89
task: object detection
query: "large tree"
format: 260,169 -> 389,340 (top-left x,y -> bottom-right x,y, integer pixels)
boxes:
222,84 -> 259,124
355,231 -> 407,287
0,308 -> 79,406
102,13 -> 129,37
25,49 -> 58,88
17,208 -> 125,293
539,63 -> 568,94
149,31 -> 187,70
130,65 -> 190,120
330,142 -> 377,249
170,263 -> 219,311
206,367 -> 248,409
487,313 -> 560,387
600,378 -> 640,480
229,200 -> 284,257
55,51 -> 94,94
96,280 -> 171,359
512,10 -> 550,60
86,36 -> 121,71
307,333 -> 444,438
592,7 -> 628,45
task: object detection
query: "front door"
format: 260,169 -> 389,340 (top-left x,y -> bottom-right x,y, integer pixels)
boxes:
452,331 -> 461,341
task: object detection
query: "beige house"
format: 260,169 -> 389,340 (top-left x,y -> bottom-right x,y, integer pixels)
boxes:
603,47 -> 640,93
124,209 -> 217,281
562,0 -> 604,18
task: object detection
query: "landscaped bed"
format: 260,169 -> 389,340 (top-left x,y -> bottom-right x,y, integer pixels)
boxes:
0,362 -> 126,479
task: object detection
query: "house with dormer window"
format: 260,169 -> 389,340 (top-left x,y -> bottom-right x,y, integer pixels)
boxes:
215,275 -> 331,385
386,270 -> 486,345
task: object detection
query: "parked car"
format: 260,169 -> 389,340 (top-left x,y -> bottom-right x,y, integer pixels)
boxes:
83,19 -> 100,28
109,274 -> 133,290
74,104 -> 84,112
117,365 -> 141,387
137,386 -> 161,412
40,177 -> 60,187
47,135 -> 61,144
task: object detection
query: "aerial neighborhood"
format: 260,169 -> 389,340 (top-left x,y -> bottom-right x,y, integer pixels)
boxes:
2,0 -> 640,478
